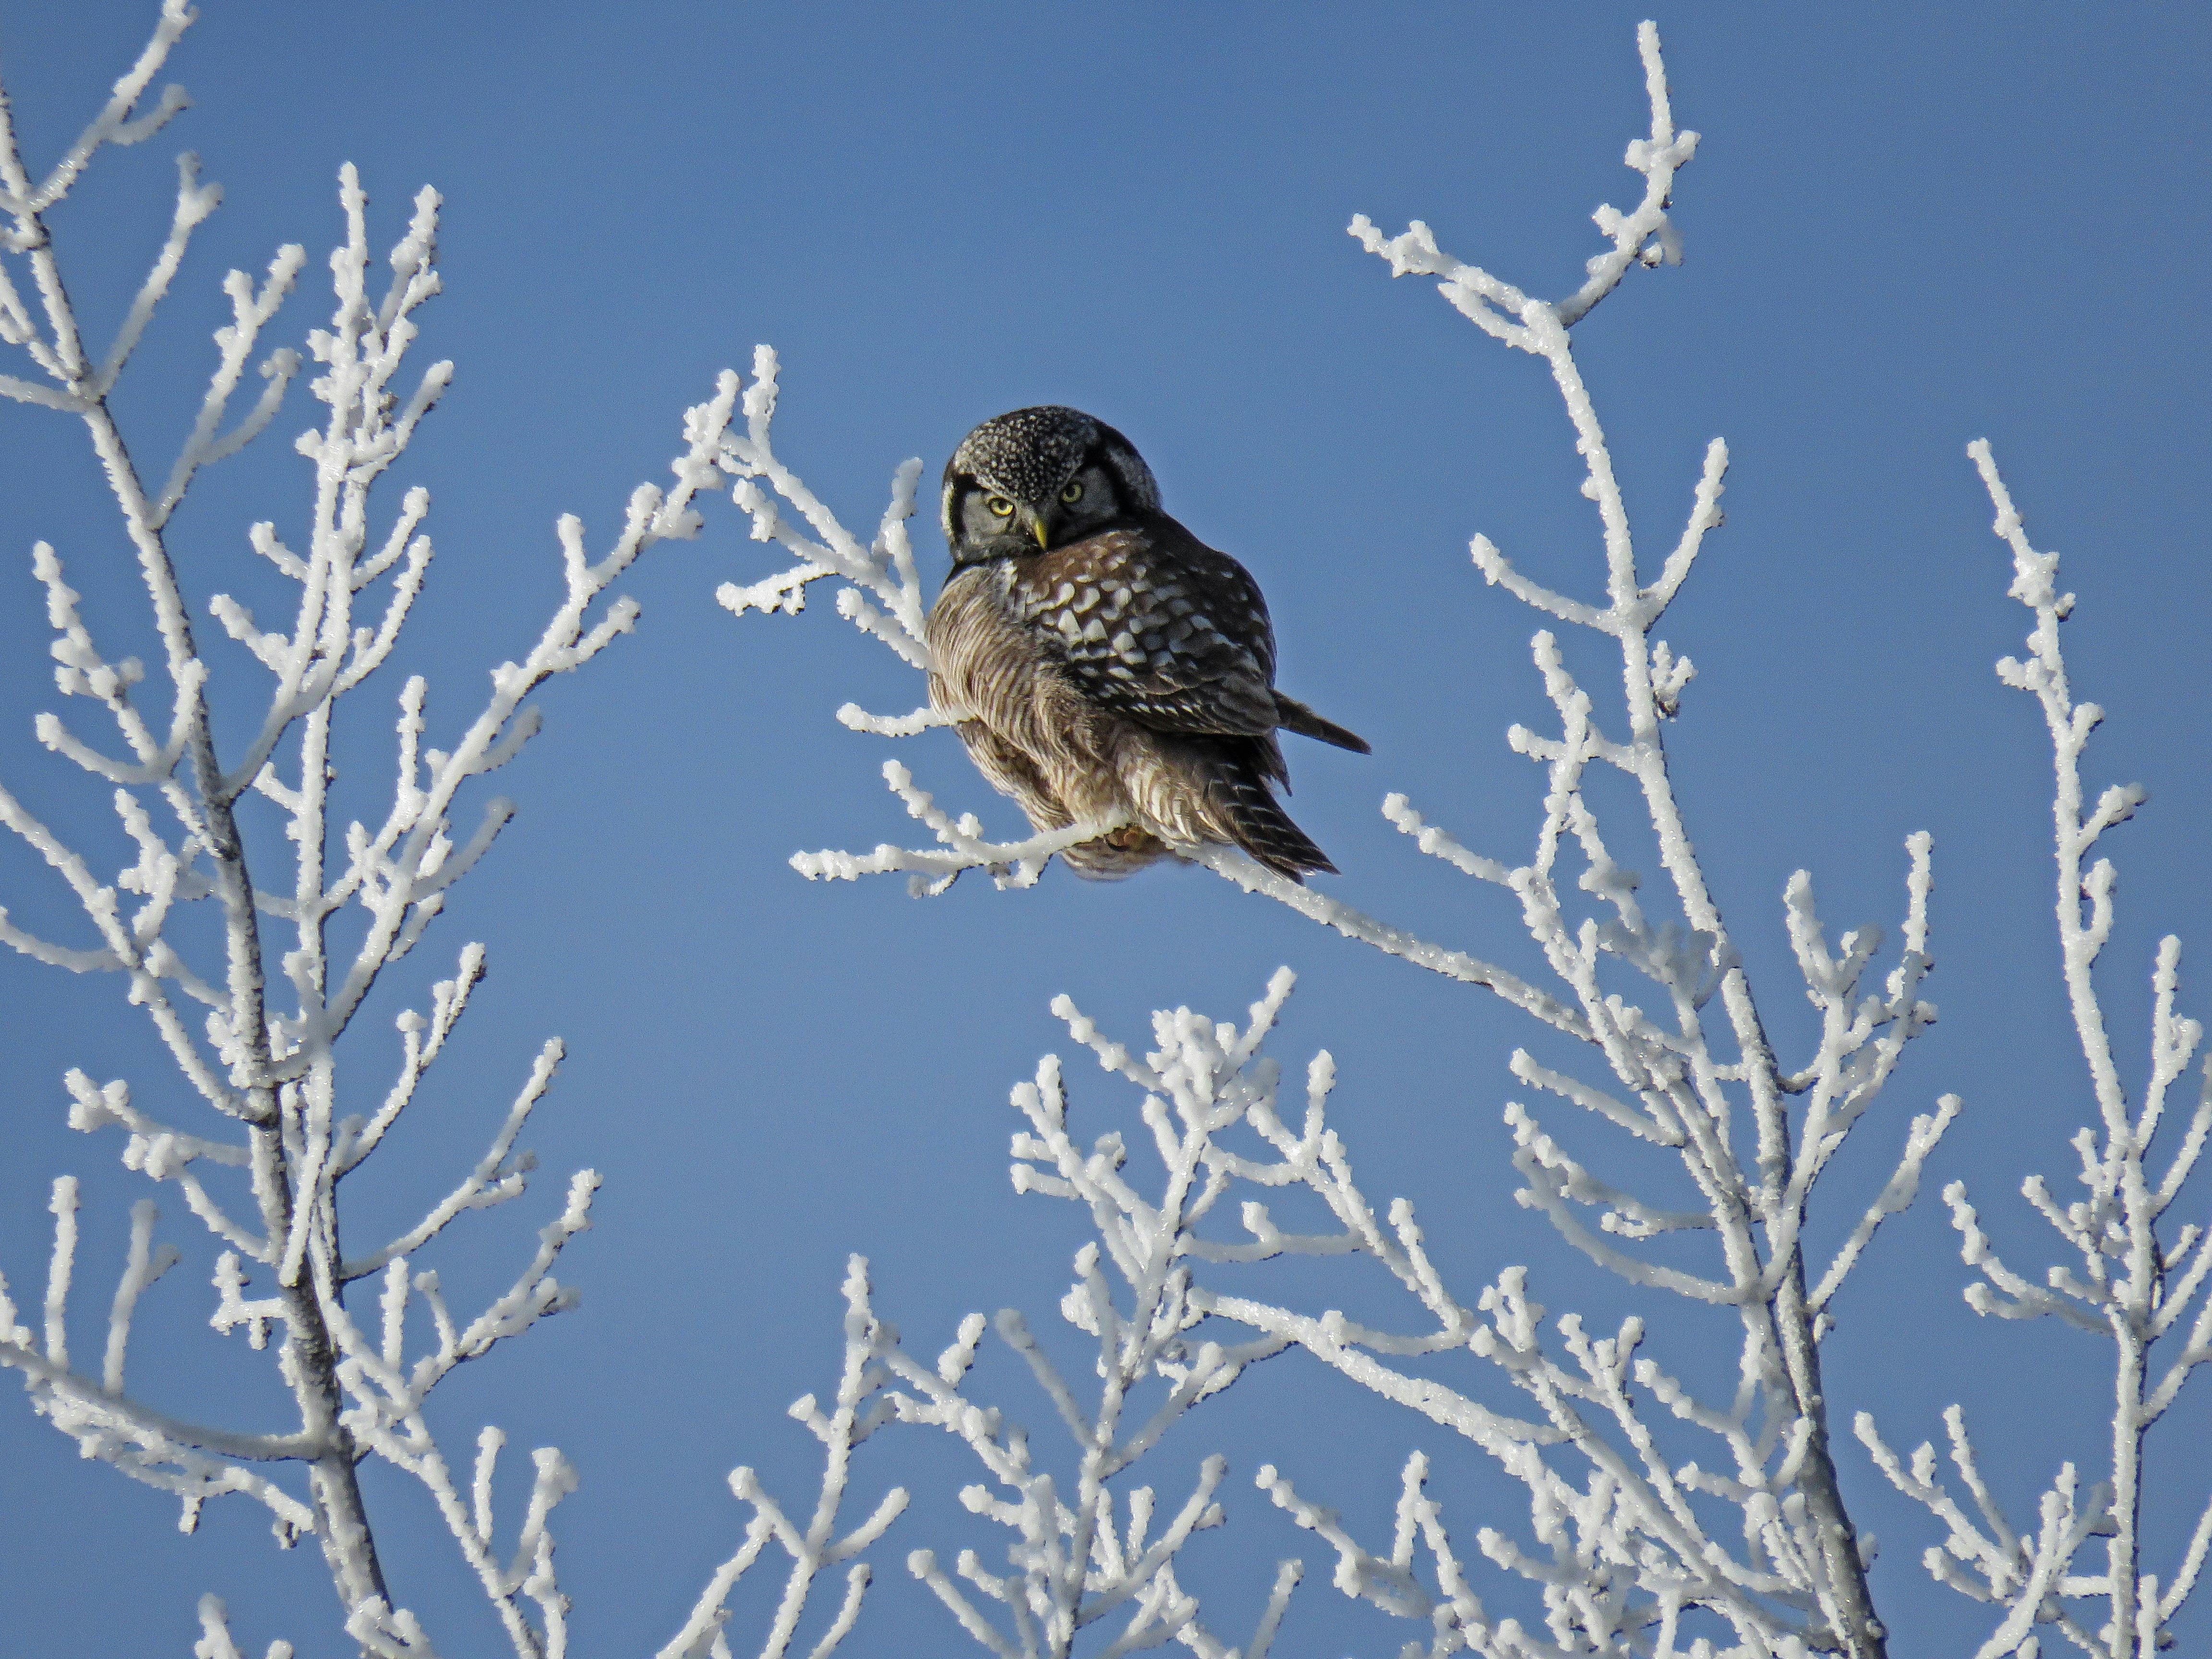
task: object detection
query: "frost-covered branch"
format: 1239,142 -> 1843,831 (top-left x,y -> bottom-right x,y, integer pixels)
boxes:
0,11 -> 754,1651
1860,447 -> 2212,1658
791,760 -> 1119,897
1024,972 -> 1915,1653
847,979 -> 1316,1658
656,1262 -> 909,1659
662,1217 -> 1292,1659
714,344 -> 928,668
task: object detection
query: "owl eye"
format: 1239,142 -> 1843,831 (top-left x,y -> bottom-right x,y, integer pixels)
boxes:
986,495 -> 1014,517
1061,481 -> 1084,504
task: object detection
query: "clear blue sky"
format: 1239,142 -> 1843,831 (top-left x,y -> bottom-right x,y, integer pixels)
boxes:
1,2 -> 2208,1654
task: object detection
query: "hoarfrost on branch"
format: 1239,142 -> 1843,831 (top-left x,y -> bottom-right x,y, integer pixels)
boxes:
0,7 -> 849,1654
6,7 -> 2204,1659
1854,448 -> 2212,1659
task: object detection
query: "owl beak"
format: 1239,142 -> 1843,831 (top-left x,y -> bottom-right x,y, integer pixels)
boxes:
1031,512 -> 1051,551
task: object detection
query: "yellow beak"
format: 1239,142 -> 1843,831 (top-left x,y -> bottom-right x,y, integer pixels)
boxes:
1032,515 -> 1050,551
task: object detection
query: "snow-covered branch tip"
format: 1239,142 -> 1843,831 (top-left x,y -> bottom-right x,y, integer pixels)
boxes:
1348,20 -> 1696,343
713,346 -> 929,662
194,1593 -> 297,1659
819,982 -> 1335,1657
1858,446 -> 2212,1656
659,1259 -> 909,1659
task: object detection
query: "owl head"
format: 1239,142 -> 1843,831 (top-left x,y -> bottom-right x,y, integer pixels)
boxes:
940,406 -> 1163,567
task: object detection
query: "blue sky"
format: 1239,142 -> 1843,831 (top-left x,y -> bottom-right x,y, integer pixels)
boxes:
1,2 -> 2208,1654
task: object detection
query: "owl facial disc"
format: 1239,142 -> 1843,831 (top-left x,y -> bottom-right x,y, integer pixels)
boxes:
940,406 -> 1163,553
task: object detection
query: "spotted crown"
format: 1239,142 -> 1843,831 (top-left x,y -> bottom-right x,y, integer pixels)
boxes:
940,406 -> 1162,542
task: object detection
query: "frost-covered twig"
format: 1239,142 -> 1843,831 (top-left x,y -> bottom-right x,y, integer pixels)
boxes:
1860,446 -> 2212,1658
791,760 -> 1121,897
664,1214 -> 1286,1659
714,345 -> 928,668
869,977 -> 1313,1658
194,1594 -> 298,1659
0,12 -> 751,1651
658,1260 -> 909,1659
1037,972 -> 1917,1654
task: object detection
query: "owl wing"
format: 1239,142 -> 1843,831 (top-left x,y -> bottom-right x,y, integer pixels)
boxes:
1010,519 -> 1283,740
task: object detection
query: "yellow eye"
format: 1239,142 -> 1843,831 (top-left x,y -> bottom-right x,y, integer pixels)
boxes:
986,495 -> 1014,517
1061,481 -> 1084,504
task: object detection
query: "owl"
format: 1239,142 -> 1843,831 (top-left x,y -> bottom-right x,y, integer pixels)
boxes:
926,406 -> 1368,882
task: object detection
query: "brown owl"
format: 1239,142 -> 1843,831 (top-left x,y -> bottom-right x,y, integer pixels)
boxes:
926,407 -> 1367,881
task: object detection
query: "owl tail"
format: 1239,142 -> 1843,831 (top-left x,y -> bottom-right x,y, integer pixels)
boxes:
1210,761 -> 1337,882
1274,692 -> 1371,755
